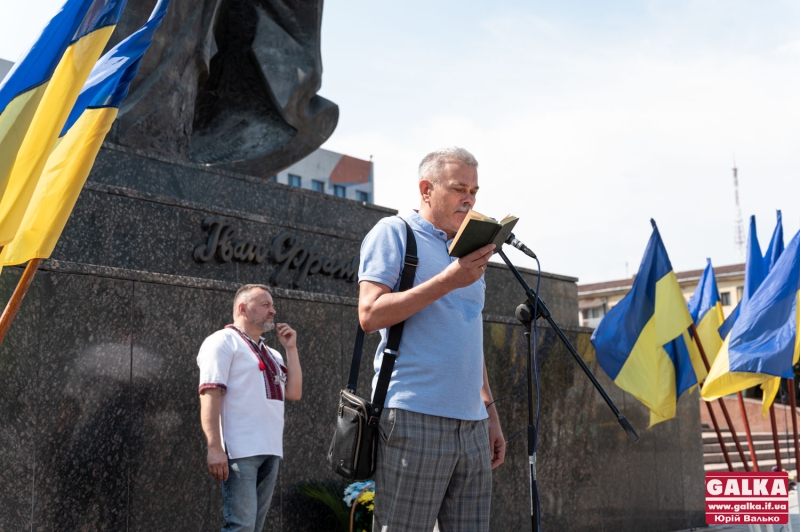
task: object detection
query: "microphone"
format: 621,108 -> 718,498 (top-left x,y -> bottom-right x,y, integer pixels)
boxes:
515,303 -> 534,324
505,232 -> 537,259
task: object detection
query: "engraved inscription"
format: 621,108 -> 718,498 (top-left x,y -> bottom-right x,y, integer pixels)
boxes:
193,216 -> 358,288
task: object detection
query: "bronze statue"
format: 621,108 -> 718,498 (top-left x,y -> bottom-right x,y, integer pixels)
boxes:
105,0 -> 338,178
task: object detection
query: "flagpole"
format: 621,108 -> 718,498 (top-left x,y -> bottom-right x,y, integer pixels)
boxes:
737,393 -> 760,471
769,403 -> 782,471
777,383 -> 797,532
705,400 -> 734,471
690,324 -> 751,471
717,398 -> 751,472
789,379 -> 800,477
0,258 -> 41,347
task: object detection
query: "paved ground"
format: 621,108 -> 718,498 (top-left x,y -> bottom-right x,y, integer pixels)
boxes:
671,489 -> 800,532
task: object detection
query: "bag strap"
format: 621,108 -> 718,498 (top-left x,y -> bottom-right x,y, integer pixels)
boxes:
347,218 -> 418,420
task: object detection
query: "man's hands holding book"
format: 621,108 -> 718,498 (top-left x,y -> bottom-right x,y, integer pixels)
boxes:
440,242 -> 495,290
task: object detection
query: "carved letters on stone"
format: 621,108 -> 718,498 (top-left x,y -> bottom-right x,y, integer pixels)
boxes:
193,216 -> 358,288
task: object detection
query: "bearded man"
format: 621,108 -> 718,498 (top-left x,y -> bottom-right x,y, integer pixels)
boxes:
197,284 -> 302,532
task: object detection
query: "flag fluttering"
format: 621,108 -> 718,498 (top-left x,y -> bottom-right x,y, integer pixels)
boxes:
764,210 -> 784,273
0,0 -> 128,247
0,0 -> 102,201
592,220 -> 697,426
686,259 -> 724,377
758,210 -> 785,413
719,216 -> 766,340
2,0 -> 170,266
701,229 -> 800,416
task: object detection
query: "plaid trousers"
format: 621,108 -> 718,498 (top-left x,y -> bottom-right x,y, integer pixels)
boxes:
373,408 -> 492,532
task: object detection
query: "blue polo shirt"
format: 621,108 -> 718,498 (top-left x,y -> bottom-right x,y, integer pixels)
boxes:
358,210 -> 487,421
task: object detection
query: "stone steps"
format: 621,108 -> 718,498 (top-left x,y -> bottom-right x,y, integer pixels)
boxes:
702,429 -> 800,472
703,437 -> 795,453
704,457 -> 793,473
705,447 -> 794,465
702,430 -> 780,445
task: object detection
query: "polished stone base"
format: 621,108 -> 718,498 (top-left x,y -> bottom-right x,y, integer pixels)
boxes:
0,265 -> 705,531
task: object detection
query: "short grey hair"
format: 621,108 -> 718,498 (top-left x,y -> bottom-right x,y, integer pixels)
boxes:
232,283 -> 271,317
418,147 -> 478,184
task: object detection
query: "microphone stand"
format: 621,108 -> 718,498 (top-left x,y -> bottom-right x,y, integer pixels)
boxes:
514,300 -> 539,532
495,249 -> 639,531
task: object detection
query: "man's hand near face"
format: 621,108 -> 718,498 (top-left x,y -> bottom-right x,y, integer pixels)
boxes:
275,323 -> 296,349
275,323 -> 302,401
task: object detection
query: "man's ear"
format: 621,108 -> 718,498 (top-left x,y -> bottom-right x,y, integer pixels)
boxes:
419,179 -> 433,202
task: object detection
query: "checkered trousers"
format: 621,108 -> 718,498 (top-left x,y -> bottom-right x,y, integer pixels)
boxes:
373,408 -> 492,532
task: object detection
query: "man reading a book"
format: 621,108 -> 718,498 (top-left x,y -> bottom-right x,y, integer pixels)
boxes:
358,147 -> 504,532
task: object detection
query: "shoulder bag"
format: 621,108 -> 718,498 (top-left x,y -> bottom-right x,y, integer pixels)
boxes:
327,218 -> 418,480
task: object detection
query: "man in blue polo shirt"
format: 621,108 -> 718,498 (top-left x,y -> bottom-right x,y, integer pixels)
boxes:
358,147 -> 504,532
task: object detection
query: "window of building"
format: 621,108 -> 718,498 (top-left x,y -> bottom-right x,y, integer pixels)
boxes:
581,306 -> 605,327
289,174 -> 302,187
588,307 -> 604,319
355,190 -> 369,202
312,180 -> 325,192
333,184 -> 346,198
267,176 -> 277,183
736,286 -> 743,302
720,291 -> 731,306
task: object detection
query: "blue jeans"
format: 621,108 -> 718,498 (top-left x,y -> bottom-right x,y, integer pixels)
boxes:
221,455 -> 280,532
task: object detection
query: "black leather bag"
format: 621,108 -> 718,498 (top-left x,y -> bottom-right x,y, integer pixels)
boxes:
328,218 -> 418,481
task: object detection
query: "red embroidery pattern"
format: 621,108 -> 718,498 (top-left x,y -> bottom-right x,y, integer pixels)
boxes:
199,383 -> 227,395
225,325 -> 287,401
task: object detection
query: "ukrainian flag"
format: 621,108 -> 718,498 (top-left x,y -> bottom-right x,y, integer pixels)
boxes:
686,259 -> 725,375
709,213 -> 786,415
592,220 -> 697,426
2,0 -> 170,266
764,210 -> 784,273
759,210 -> 785,412
718,216 -> 766,339
701,229 -> 800,415
0,0 -> 101,200
0,0 -> 127,248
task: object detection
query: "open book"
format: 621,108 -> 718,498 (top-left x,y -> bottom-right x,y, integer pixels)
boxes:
448,210 -> 519,258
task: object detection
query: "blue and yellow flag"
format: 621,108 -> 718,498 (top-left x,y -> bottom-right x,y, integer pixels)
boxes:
687,259 -> 725,376
0,0 -> 100,200
702,229 -> 800,415
2,0 -> 170,266
759,210 -> 785,412
592,220 -> 696,426
0,0 -> 127,247
764,210 -> 784,273
711,213 -> 785,414
719,215 -> 766,339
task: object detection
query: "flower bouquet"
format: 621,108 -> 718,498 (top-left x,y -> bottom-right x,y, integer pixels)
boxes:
344,480 -> 375,532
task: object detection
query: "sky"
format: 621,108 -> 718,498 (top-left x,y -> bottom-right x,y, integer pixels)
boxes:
2,1 -> 800,283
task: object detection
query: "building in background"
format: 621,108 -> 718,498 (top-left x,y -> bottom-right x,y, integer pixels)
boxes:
270,148 -> 374,203
0,58 -> 13,82
578,263 -> 745,328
